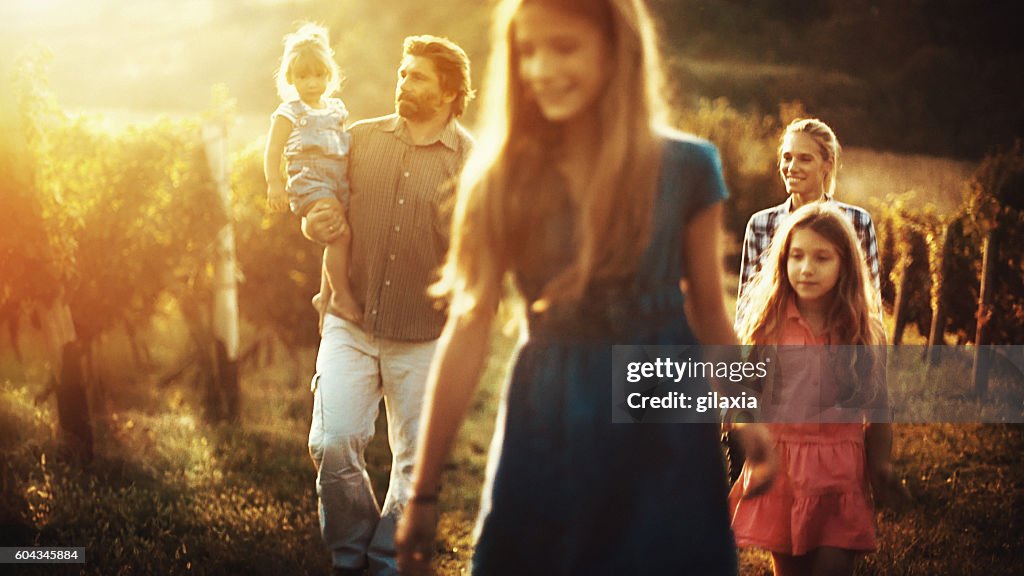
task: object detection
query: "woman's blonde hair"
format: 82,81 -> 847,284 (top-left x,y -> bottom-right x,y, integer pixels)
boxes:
737,202 -> 883,347
274,23 -> 343,102
780,118 -> 842,198
436,0 -> 669,315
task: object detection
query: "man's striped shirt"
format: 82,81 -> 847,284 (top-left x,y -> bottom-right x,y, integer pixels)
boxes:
346,114 -> 473,341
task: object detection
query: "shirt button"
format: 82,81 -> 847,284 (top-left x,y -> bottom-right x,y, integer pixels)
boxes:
385,280 -> 391,287
398,198 -> 405,205
371,309 -> 378,315
394,225 -> 400,232
389,254 -> 396,261
404,171 -> 410,178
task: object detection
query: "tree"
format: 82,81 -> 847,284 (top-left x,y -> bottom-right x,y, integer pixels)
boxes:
9,52 -> 225,453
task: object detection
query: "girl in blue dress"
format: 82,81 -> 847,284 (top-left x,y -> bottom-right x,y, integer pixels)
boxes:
397,1 -> 776,574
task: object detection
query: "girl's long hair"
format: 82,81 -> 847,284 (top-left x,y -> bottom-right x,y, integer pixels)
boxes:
737,203 -> 883,347
434,0 -> 669,316
737,203 -> 886,407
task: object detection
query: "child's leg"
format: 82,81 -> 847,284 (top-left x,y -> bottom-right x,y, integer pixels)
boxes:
809,547 -> 856,576
771,552 -> 813,576
314,252 -> 330,335
323,209 -> 362,324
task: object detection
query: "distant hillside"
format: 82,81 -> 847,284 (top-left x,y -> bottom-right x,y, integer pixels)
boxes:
840,147 -> 975,213
652,0 -> 1024,158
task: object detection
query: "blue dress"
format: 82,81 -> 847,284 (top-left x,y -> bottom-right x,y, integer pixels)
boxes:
471,134 -> 738,575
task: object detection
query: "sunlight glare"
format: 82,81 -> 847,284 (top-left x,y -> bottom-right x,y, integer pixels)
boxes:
4,0 -> 65,20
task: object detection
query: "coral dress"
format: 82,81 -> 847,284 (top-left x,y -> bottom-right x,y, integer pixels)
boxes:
471,134 -> 738,575
729,301 -> 876,555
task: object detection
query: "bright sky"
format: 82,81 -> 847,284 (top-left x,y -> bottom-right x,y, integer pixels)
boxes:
0,0 -> 489,144
1,0 -> 288,120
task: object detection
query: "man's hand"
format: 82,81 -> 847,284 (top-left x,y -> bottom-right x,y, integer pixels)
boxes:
303,202 -> 345,244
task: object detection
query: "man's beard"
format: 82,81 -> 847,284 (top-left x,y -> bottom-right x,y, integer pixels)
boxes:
397,94 -> 434,121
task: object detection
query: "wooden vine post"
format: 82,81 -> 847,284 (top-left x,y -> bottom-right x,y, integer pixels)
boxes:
971,231 -> 996,396
201,89 -> 240,421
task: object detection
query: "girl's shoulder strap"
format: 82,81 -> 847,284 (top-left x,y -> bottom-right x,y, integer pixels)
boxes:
326,97 -> 349,120
287,100 -> 307,119
326,97 -> 347,111
272,100 -> 307,125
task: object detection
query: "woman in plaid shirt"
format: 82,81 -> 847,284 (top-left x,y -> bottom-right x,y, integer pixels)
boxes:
736,119 -> 881,331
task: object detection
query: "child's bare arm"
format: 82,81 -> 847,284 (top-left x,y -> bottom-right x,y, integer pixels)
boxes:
263,115 -> 292,211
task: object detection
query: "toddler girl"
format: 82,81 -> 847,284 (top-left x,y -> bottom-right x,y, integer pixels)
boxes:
730,202 -> 903,576
264,22 -> 361,325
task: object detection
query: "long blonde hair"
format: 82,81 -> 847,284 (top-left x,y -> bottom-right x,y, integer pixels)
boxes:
737,203 -> 883,346
436,0 -> 669,315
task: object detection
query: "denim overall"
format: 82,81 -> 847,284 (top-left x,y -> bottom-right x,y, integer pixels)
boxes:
283,99 -> 352,216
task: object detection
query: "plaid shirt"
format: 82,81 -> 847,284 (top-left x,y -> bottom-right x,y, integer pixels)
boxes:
736,197 -> 881,329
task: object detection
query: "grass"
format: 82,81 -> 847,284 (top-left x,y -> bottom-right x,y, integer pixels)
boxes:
1,379 -> 329,575
886,346 -> 1024,424
0,319 -> 517,576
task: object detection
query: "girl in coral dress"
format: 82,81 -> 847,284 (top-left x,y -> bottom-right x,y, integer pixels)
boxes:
731,202 -> 902,576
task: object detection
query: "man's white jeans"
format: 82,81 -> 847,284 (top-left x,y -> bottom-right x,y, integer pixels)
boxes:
308,314 -> 437,575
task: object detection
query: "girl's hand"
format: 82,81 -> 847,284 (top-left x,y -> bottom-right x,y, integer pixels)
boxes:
267,182 -> 288,212
869,461 -> 911,513
732,423 -> 777,497
396,498 -> 440,576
